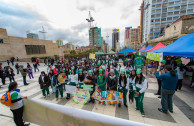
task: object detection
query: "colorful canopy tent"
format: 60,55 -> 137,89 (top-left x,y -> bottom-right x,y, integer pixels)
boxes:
139,47 -> 145,51
150,33 -> 194,57
140,45 -> 153,52
107,50 -> 116,55
146,42 -> 166,52
95,51 -> 105,56
118,48 -> 136,53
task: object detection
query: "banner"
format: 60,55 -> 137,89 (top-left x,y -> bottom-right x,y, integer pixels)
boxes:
73,90 -> 90,104
23,99 -> 150,126
101,90 -> 123,104
92,90 -> 123,104
65,85 -> 77,94
89,53 -> 95,59
147,52 -> 163,62
91,90 -> 101,101
135,55 -> 144,70
80,85 -> 93,91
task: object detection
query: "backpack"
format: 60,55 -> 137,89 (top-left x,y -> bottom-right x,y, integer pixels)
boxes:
1,92 -> 14,107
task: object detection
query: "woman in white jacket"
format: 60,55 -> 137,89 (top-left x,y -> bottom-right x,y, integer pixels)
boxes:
133,69 -> 147,117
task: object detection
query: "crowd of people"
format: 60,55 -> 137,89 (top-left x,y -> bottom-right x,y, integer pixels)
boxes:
1,55 -> 193,126
36,57 -> 148,117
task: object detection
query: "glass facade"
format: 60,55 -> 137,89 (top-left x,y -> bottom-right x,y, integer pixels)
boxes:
89,27 -> 102,46
143,0 -> 194,42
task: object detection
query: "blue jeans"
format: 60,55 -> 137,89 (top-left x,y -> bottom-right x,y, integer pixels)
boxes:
161,88 -> 175,112
23,76 -> 27,85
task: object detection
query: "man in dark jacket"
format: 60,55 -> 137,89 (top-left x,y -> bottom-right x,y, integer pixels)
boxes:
107,69 -> 118,90
0,63 -> 6,86
84,70 -> 96,103
39,71 -> 50,98
19,65 -> 29,85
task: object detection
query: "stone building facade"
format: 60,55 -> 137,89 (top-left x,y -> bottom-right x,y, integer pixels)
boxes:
0,28 -> 60,61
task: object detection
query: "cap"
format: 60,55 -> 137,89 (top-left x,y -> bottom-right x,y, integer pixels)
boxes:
54,70 -> 58,74
161,60 -> 166,63
120,70 -> 125,75
136,69 -> 142,74
88,70 -> 92,75
99,69 -> 103,74
63,68 -> 65,73
110,69 -> 114,73
79,69 -> 82,73
103,61 -> 105,64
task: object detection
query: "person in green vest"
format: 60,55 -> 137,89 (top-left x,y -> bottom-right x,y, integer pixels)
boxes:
97,69 -> 107,91
133,69 -> 147,117
118,70 -> 128,107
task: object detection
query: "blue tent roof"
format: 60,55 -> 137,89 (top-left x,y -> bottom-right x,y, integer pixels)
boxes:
118,48 -> 136,53
151,33 -> 194,57
140,45 -> 153,52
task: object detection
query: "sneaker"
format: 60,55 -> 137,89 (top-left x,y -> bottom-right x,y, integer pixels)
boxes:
158,96 -> 161,98
124,104 -> 128,108
118,103 -> 121,108
135,108 -> 139,111
66,97 -> 70,100
44,96 -> 46,98
56,98 -> 59,101
158,108 -> 167,114
47,94 -> 50,97
141,113 -> 145,117
154,93 -> 160,95
169,110 -> 173,113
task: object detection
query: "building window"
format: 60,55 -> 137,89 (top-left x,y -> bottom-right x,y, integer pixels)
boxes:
0,39 -> 3,43
25,45 -> 46,55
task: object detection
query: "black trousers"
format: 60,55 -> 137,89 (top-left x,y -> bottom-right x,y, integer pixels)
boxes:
157,79 -> 162,95
1,76 -> 5,85
176,79 -> 183,90
11,106 -> 25,126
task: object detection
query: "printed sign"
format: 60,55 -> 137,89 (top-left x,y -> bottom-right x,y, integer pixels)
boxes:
101,90 -> 123,104
91,90 -> 101,101
147,52 -> 163,62
73,90 -> 90,104
58,73 -> 67,83
65,85 -> 77,94
89,53 -> 95,59
80,85 -> 93,91
135,55 -> 144,69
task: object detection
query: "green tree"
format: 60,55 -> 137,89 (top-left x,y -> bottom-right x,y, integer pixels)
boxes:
70,50 -> 76,54
111,48 -> 115,52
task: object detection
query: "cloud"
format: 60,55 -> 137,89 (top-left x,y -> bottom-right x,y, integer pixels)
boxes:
0,0 -> 89,46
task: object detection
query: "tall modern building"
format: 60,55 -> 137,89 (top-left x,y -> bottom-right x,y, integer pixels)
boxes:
89,27 -> 102,46
112,29 -> 120,52
27,33 -> 39,39
141,0 -> 194,43
125,27 -> 140,48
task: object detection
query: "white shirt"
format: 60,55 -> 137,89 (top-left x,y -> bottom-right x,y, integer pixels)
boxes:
127,77 -> 136,90
176,67 -> 185,79
41,76 -> 45,83
133,78 -> 147,93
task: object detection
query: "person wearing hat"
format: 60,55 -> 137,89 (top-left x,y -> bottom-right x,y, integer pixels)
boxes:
84,70 -> 96,103
101,61 -> 106,71
67,68 -> 78,99
53,70 -> 64,100
97,69 -> 107,92
155,60 -> 166,97
78,69 -> 85,88
133,69 -> 147,117
118,70 -> 128,107
107,69 -> 118,91
128,70 -> 136,103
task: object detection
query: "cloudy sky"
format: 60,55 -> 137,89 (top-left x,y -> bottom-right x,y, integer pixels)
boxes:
0,0 -> 142,47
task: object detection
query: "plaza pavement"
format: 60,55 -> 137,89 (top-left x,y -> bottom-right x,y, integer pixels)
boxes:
0,62 -> 194,126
